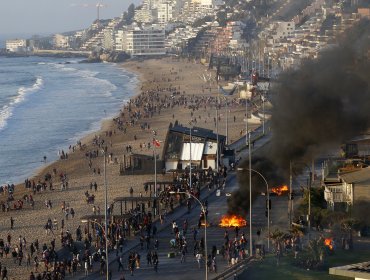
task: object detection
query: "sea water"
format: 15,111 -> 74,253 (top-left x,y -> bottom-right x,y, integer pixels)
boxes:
0,56 -> 138,184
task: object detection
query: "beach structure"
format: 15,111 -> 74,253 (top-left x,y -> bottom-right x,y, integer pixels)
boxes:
162,124 -> 226,171
120,154 -> 162,175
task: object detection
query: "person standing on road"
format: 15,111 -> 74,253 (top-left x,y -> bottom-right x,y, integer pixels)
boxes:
152,251 -> 158,272
146,251 -> 152,266
129,252 -> 135,276
196,252 -> 202,268
212,257 -> 217,273
117,256 -> 124,272
180,247 -> 186,263
192,227 -> 198,241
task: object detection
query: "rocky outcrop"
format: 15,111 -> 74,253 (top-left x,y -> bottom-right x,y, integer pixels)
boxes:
82,50 -> 130,63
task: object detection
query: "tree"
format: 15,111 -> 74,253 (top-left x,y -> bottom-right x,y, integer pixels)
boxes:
269,228 -> 285,265
295,237 -> 327,270
127,4 -> 135,21
122,3 -> 136,25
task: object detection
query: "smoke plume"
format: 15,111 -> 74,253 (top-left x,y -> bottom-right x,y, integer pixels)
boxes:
270,19 -> 370,167
228,19 -> 370,215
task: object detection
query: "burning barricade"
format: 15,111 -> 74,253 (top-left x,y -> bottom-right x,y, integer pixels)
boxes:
219,214 -> 247,228
271,185 -> 289,196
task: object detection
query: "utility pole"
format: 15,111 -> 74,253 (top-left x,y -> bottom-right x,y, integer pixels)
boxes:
216,96 -> 219,173
309,159 -> 314,232
103,150 -> 109,280
262,94 -> 265,135
289,161 -> 293,228
225,98 -> 229,146
245,97 -> 249,146
248,132 -> 253,256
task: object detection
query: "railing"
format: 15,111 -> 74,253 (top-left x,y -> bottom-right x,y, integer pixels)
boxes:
212,257 -> 253,280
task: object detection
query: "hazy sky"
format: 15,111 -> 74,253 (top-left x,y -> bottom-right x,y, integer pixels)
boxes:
0,0 -> 142,38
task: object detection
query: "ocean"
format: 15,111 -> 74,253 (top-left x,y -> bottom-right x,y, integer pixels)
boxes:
0,56 -> 138,185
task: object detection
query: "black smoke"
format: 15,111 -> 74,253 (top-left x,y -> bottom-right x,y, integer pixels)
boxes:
228,19 -> 370,215
228,155 -> 285,216
270,19 -> 370,167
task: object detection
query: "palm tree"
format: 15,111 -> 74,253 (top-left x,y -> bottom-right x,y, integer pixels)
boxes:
300,237 -> 327,269
269,228 -> 285,265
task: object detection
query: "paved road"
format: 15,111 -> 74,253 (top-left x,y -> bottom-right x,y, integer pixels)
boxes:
80,117 -> 324,279
78,128 -> 272,279
80,174 -> 241,279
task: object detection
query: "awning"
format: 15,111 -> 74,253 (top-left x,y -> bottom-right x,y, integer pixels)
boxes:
181,142 -> 204,161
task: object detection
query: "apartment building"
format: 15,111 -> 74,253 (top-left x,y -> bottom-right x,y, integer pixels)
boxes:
53,34 -> 70,49
123,24 -> 166,56
115,29 -> 125,51
6,39 -> 27,52
134,9 -> 154,23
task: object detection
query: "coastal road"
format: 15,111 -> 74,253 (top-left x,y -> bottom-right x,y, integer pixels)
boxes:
80,119 -> 317,280
80,130 -> 275,280
80,174 -> 240,280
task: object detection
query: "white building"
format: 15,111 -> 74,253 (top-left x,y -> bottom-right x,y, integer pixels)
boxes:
53,34 -> 70,49
115,29 -> 126,51
323,167 -> 370,212
158,1 -> 174,23
123,25 -> 166,56
6,39 -> 27,52
272,21 -> 295,41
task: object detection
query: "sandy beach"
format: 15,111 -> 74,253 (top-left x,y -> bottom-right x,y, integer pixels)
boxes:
0,56 -> 256,279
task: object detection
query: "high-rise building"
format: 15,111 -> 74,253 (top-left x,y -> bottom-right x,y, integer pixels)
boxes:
122,24 -> 166,56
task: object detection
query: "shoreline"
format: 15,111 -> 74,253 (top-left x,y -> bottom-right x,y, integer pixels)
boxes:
5,59 -> 139,187
2,56 -> 253,279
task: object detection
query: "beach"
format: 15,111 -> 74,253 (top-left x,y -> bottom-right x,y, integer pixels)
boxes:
0,56 -> 256,279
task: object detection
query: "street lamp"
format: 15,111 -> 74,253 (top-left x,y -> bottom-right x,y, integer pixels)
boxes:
261,94 -> 265,135
81,219 -> 109,279
169,191 -> 208,280
189,123 -> 193,190
102,150 -> 109,279
152,130 -> 158,203
237,168 -> 270,251
245,97 -> 249,147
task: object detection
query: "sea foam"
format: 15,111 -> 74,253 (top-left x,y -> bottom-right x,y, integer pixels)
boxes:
0,77 -> 43,130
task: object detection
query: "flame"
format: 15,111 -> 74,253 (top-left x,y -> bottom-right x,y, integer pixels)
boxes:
271,185 -> 289,196
219,215 -> 247,228
324,238 -> 333,250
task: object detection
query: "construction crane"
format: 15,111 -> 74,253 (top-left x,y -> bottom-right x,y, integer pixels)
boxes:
71,3 -> 107,21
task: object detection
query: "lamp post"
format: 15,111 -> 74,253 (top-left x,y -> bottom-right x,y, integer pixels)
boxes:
102,150 -> 109,279
169,191 -> 208,280
190,124 -> 192,190
248,133 -> 252,256
81,219 -> 109,279
152,130 -> 158,198
261,94 -> 265,135
245,97 -> 249,147
237,167 -> 270,251
225,98 -> 229,146
216,96 -> 219,172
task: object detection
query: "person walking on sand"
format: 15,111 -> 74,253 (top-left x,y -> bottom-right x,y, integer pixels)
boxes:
1,266 -> 7,280
10,217 -> 14,230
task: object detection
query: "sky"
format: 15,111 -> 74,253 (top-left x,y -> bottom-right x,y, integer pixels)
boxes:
0,0 -> 142,39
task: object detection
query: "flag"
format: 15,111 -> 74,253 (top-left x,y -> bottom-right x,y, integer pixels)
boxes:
153,138 -> 161,147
